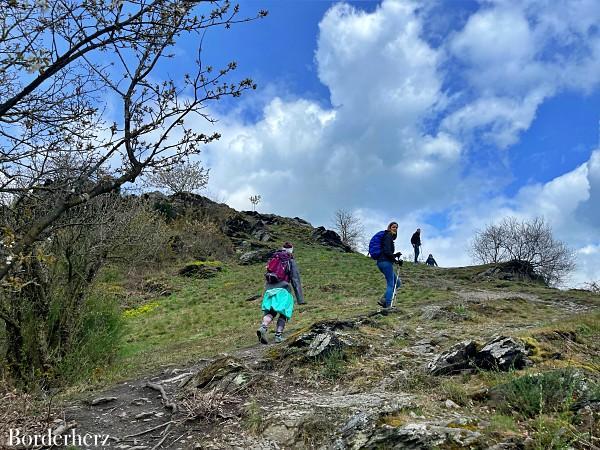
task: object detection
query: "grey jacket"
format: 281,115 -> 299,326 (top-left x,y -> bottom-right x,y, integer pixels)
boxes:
265,257 -> 305,304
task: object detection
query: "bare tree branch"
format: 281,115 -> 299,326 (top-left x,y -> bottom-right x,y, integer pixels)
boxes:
332,209 -> 365,252
470,216 -> 576,285
0,0 -> 266,281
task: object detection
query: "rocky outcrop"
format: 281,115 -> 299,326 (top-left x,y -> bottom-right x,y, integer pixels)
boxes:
335,411 -> 482,449
311,227 -> 353,252
179,356 -> 259,395
243,211 -> 282,225
293,217 -> 312,227
476,260 -> 546,284
268,319 -> 366,369
359,423 -> 482,449
239,249 -> 276,265
222,214 -> 253,237
294,322 -> 358,357
427,341 -> 478,375
428,336 -> 530,375
143,191 -> 233,221
476,336 -> 529,371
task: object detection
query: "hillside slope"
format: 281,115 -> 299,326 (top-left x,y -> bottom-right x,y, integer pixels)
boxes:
4,198 -> 599,449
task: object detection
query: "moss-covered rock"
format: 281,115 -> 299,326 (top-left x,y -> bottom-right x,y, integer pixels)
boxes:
178,260 -> 223,277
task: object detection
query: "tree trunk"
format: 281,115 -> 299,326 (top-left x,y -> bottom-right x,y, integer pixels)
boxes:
4,320 -> 27,381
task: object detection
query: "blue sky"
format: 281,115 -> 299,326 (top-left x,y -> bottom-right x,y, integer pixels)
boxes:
173,0 -> 600,287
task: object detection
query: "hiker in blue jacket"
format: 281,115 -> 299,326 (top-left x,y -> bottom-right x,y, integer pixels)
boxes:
257,242 -> 305,344
425,254 -> 438,267
377,222 -> 402,308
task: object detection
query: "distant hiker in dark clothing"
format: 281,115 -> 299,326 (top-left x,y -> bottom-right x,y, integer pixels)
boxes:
376,222 -> 402,308
411,228 -> 421,263
257,242 -> 305,344
425,254 -> 438,267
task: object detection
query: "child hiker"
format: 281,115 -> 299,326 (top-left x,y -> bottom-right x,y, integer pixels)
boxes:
257,242 -> 305,344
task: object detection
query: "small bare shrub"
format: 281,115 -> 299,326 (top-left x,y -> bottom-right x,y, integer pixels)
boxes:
170,218 -> 234,261
332,209 -> 365,252
582,280 -> 599,293
179,388 -> 242,422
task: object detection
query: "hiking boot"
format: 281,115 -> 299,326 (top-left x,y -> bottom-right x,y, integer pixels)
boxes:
257,326 -> 268,345
274,333 -> 284,343
377,296 -> 386,308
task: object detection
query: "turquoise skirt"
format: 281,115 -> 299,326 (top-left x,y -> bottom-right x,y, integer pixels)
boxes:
261,287 -> 294,319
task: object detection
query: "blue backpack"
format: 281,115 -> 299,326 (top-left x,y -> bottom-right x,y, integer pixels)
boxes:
368,230 -> 386,259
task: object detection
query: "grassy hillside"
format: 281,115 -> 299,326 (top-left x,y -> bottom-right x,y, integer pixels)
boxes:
86,218 -> 598,388
2,203 -> 598,448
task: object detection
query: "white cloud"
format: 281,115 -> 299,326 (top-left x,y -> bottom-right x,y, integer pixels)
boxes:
195,0 -> 600,287
441,91 -> 547,148
202,0 -> 463,223
445,0 -> 600,147
317,1 -> 445,123
450,7 -> 541,93
579,245 -> 600,256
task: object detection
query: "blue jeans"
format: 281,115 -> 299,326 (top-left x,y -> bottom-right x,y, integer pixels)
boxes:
413,244 -> 420,263
377,260 -> 401,307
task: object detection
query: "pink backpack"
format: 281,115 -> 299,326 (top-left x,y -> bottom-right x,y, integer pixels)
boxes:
265,251 -> 292,284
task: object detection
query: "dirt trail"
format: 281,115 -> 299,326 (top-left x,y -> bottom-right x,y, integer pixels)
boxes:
67,345 -> 270,449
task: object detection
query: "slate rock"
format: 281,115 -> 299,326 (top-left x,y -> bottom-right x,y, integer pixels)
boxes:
311,226 -> 353,252
476,336 -> 528,371
427,341 -> 478,375
239,249 -> 276,265
222,215 -> 253,237
180,356 -> 258,395
363,424 -> 482,450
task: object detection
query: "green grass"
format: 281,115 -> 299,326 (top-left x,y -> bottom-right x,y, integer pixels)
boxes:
317,348 -> 348,380
88,241 -> 402,384
63,222 -> 599,392
488,414 -> 519,434
87,235 -> 457,386
56,292 -> 124,385
243,397 -> 264,434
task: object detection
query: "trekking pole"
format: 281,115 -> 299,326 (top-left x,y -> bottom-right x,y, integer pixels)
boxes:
390,262 -> 401,308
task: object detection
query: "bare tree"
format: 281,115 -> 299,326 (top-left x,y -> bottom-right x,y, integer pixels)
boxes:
332,209 -> 365,252
249,194 -> 261,212
0,0 -> 266,283
582,280 -> 599,293
470,216 -> 575,285
145,160 -> 209,194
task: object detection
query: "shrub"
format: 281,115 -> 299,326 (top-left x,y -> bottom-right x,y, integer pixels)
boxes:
55,292 -> 123,384
318,349 -> 347,380
492,369 -> 583,419
529,415 -> 573,450
169,217 -> 234,261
